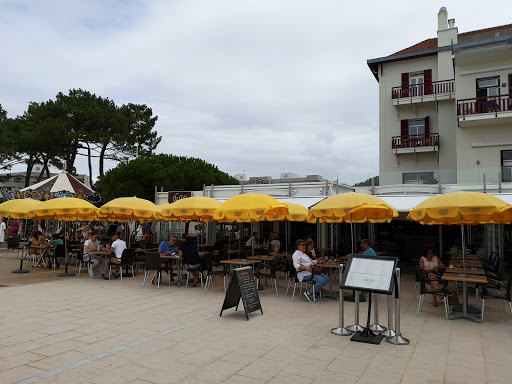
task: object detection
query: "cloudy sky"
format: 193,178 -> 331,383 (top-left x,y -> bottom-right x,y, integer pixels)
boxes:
1,0 -> 511,185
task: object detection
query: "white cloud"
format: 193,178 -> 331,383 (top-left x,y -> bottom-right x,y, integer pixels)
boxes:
2,0 -> 511,184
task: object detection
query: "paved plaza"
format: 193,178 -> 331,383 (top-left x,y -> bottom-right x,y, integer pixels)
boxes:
0,250 -> 511,384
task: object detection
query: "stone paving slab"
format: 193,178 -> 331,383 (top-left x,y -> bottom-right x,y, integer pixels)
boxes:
0,254 -> 512,383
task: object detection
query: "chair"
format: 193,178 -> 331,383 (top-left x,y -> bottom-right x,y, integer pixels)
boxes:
110,248 -> 136,281
7,236 -> 22,259
186,254 -> 208,289
49,244 -> 65,270
142,251 -> 166,288
75,248 -> 90,277
287,258 -> 317,302
416,266 -> 450,318
205,252 -> 229,293
254,256 -> 279,296
480,275 -> 512,321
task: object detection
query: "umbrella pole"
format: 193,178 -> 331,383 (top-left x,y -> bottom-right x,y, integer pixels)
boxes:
461,220 -> 466,275
12,218 -> 30,274
58,220 -> 75,277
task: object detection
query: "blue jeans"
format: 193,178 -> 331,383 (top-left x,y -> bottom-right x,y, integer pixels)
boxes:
303,273 -> 329,294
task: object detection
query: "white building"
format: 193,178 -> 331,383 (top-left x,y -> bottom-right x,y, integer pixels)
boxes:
367,7 -> 512,187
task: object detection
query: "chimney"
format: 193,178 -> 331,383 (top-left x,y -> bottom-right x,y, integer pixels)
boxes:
438,7 -> 448,31
448,18 -> 455,28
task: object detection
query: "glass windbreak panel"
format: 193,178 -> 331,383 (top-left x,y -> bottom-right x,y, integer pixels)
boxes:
409,120 -> 425,136
403,173 -> 419,184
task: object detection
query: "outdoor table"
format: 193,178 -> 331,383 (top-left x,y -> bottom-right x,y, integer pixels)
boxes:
88,250 -> 108,277
227,250 -> 243,259
160,255 -> 183,287
249,255 -> 275,287
442,271 -> 488,323
31,245 -> 51,268
318,260 -> 345,300
450,255 -> 479,261
220,258 -> 259,277
444,266 -> 485,275
449,260 -> 483,268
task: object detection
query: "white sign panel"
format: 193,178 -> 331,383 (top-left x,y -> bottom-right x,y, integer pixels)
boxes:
341,255 -> 397,294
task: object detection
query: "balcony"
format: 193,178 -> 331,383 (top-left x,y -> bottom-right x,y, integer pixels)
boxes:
392,133 -> 439,154
457,94 -> 512,127
392,79 -> 455,106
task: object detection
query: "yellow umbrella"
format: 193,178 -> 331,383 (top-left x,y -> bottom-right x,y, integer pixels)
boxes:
30,197 -> 99,222
266,202 -> 316,223
0,198 -> 43,219
99,197 -> 160,221
407,191 -> 512,322
159,196 -> 221,222
310,192 -> 398,223
29,197 -> 100,277
213,194 -> 288,223
407,191 -> 512,224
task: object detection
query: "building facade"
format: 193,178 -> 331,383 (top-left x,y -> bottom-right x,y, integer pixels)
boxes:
368,7 -> 512,187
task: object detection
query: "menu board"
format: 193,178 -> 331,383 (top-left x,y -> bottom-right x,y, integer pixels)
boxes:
340,255 -> 397,294
220,267 -> 263,320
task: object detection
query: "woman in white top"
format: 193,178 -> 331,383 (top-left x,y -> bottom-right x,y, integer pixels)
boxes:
419,247 -> 446,307
270,233 -> 281,254
292,239 -> 329,303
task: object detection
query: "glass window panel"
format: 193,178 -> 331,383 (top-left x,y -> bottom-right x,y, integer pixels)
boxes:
409,119 -> 425,136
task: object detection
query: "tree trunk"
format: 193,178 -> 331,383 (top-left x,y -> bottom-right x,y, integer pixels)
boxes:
24,155 -> 35,187
99,143 -> 108,176
66,139 -> 79,173
87,143 -> 93,183
37,155 -> 50,182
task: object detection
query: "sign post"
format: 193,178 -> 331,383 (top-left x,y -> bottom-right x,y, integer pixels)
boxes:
220,267 -> 263,321
341,255 -> 398,345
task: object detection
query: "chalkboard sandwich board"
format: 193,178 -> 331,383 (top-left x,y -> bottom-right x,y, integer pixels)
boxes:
220,266 -> 263,321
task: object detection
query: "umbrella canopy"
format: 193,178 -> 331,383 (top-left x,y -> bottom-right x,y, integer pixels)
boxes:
309,192 -> 399,223
30,197 -> 99,221
159,196 -> 221,222
265,202 -> 316,223
0,198 -> 44,219
213,194 -> 288,223
20,170 -> 93,194
407,191 -> 512,224
99,197 -> 160,221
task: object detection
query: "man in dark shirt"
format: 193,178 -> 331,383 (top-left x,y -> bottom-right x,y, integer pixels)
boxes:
179,234 -> 201,287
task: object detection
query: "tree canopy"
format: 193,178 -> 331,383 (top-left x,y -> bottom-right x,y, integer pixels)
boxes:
0,90 -> 161,187
353,176 -> 379,187
95,154 -> 239,202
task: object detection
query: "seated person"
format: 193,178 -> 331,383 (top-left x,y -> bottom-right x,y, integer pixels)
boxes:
104,233 -> 127,279
245,232 -> 259,248
419,247 -> 446,307
84,232 -> 102,277
157,235 -> 178,284
270,233 -> 281,254
49,233 -> 63,268
292,239 -> 329,303
179,234 -> 202,287
29,231 -> 47,265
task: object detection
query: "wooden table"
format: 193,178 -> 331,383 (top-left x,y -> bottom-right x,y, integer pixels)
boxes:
220,258 -> 259,275
449,260 -> 483,268
444,267 -> 485,275
31,245 -> 51,268
442,272 -> 488,323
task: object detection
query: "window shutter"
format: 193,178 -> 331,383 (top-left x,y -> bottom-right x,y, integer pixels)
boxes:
424,69 -> 432,95
425,116 -> 430,135
509,74 -> 512,95
401,120 -> 409,136
401,73 -> 409,97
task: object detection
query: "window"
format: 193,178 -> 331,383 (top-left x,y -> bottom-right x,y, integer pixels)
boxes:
410,73 -> 424,96
403,172 -> 437,184
477,77 -> 500,99
502,150 -> 512,182
408,119 -> 425,136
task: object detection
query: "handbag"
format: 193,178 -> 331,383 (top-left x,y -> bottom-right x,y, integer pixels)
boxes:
311,266 -> 323,275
